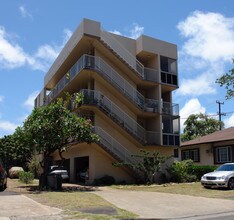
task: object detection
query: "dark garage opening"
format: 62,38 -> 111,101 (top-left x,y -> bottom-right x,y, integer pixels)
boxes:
75,156 -> 89,183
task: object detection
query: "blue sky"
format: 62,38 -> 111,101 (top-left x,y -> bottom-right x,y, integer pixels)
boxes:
0,0 -> 233,137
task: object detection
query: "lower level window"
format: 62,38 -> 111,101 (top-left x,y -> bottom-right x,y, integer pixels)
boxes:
216,146 -> 232,163
181,148 -> 199,162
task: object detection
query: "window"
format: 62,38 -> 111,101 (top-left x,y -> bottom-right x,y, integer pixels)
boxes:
181,148 -> 200,162
216,146 -> 232,163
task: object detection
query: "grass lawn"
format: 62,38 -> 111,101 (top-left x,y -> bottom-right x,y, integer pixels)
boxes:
7,179 -> 137,220
111,182 -> 234,200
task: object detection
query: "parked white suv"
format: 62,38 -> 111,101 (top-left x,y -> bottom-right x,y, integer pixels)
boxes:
201,163 -> 234,190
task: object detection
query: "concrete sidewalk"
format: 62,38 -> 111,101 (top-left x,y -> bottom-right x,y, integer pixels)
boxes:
94,188 -> 234,219
0,192 -> 62,219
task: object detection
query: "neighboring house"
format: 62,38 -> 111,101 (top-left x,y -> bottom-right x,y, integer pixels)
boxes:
180,127 -> 234,166
35,18 -> 180,184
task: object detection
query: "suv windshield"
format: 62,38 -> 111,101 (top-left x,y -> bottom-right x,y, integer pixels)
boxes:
217,164 -> 234,171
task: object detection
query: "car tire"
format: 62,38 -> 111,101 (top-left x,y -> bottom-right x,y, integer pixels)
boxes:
204,186 -> 211,189
228,178 -> 234,190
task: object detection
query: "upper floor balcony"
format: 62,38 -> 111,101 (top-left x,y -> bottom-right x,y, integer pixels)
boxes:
45,54 -> 179,117
45,54 -> 157,110
72,89 -> 161,146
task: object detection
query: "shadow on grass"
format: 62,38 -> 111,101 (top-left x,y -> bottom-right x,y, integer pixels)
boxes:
15,184 -> 98,194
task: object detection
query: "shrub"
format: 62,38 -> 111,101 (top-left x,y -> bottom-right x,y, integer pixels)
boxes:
94,175 -> 116,186
168,160 -> 197,183
27,155 -> 41,179
19,171 -> 34,184
188,165 -> 217,180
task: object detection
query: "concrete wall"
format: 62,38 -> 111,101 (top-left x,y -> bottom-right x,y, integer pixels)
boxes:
136,35 -> 177,59
51,143 -> 133,184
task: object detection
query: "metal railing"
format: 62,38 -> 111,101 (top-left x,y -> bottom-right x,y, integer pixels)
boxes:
101,31 -> 145,77
73,89 -> 161,145
144,67 -> 159,82
95,126 -> 139,164
163,133 -> 180,146
162,102 -> 179,116
83,89 -> 145,142
46,54 -> 161,113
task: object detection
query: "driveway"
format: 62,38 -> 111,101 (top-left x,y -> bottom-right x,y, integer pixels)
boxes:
94,188 -> 234,219
0,191 -> 62,220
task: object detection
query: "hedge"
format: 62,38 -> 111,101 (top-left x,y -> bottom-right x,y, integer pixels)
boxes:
188,165 -> 217,180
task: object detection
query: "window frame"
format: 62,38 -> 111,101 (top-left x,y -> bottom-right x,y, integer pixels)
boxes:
215,146 -> 232,164
181,148 -> 200,162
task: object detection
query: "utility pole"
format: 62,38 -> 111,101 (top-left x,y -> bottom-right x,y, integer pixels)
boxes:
216,100 -> 224,130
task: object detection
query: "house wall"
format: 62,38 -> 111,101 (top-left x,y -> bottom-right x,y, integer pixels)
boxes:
180,140 -> 234,166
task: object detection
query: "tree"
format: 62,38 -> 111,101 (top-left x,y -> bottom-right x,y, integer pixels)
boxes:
216,59 -> 234,99
23,98 -> 99,172
0,127 -> 32,169
114,149 -> 169,184
181,113 -> 224,142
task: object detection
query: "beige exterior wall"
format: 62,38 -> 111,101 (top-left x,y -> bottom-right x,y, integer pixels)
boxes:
94,79 -> 137,120
179,144 -> 214,166
136,35 -> 177,59
52,143 -> 133,184
180,140 -> 234,166
38,18 -> 179,183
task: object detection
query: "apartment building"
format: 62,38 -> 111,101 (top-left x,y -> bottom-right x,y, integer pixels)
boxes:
35,18 -> 180,184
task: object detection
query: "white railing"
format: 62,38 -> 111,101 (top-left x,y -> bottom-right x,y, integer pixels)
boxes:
95,127 -> 139,165
76,89 -> 146,143
46,54 -> 161,114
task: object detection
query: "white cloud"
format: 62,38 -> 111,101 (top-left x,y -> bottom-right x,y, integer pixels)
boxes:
177,11 -> 234,62
109,23 -> 144,39
63,29 -> 73,45
179,72 -> 216,96
0,26 -> 32,69
109,30 -> 122,36
19,6 -> 32,19
23,91 -> 39,111
180,98 -> 206,131
177,11 -> 234,96
0,26 -> 72,72
0,95 -> 4,102
0,120 -> 18,133
129,23 -> 144,39
224,113 -> 234,128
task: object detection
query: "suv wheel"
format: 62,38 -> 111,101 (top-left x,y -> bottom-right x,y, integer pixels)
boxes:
228,178 -> 234,190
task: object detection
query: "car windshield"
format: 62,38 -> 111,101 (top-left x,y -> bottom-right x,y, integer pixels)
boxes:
216,164 -> 234,171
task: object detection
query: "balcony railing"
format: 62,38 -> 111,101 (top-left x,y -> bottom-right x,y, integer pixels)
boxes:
73,89 -> 160,145
163,133 -> 180,146
162,102 -> 179,116
144,67 -> 159,82
46,54 -> 161,113
95,126 -> 140,165
101,31 -> 162,84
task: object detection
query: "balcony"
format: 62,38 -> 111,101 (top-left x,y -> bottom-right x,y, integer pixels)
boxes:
162,102 -> 179,117
163,133 -> 180,146
73,89 -> 161,146
45,54 -> 160,113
